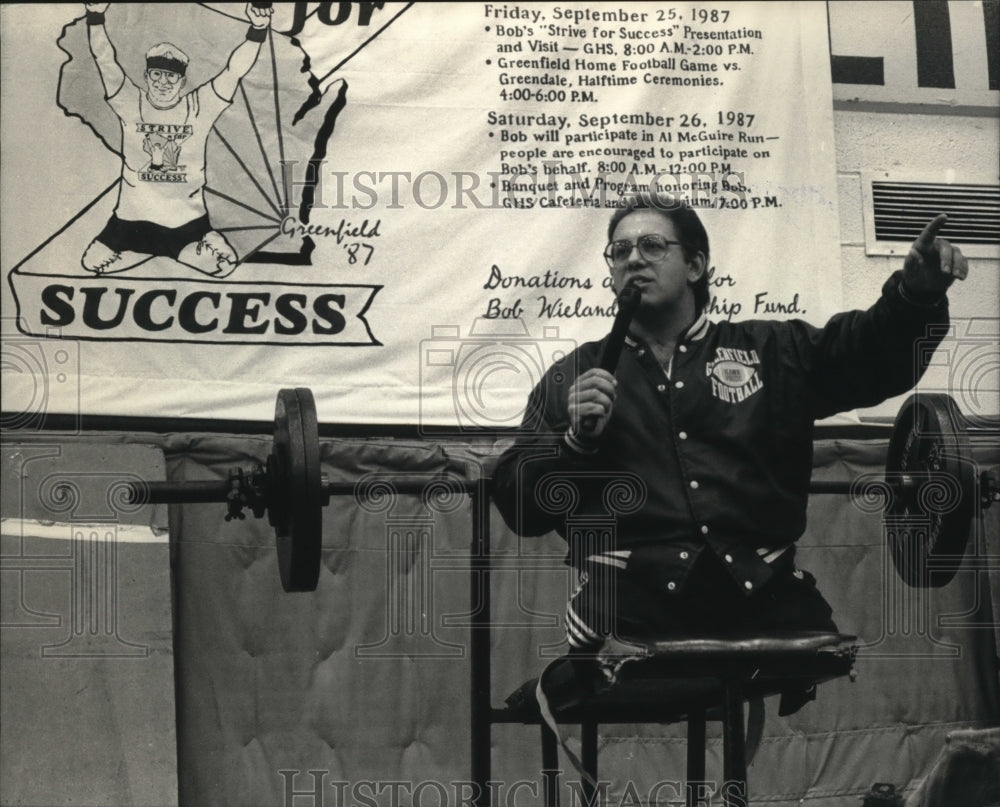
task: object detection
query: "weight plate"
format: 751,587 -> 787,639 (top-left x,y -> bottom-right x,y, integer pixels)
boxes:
885,393 -> 975,588
271,388 -> 322,592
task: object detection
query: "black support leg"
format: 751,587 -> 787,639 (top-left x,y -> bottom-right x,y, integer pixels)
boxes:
686,709 -> 707,807
721,681 -> 748,807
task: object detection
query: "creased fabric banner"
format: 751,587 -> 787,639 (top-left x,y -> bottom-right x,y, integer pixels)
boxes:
3,2 -> 841,426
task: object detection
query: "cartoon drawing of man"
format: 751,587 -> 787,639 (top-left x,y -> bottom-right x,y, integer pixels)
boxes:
80,2 -> 273,277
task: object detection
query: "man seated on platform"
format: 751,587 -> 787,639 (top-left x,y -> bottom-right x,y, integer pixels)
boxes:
490,194 -> 968,684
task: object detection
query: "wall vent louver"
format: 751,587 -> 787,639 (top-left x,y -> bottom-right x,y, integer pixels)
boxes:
863,173 -> 1000,259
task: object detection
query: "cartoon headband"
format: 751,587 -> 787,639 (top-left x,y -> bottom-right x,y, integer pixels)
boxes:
146,56 -> 187,76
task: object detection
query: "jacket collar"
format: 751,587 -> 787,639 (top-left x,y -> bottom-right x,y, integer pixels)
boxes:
625,312 -> 711,348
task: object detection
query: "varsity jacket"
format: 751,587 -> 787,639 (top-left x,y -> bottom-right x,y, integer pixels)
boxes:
490,271 -> 950,597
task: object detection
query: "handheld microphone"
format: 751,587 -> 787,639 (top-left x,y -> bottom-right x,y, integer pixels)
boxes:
579,283 -> 642,434
597,283 -> 642,373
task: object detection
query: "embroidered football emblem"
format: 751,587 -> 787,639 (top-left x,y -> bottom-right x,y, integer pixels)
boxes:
706,348 -> 764,403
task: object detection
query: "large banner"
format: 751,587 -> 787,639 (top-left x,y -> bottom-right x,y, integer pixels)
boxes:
2,2 -> 841,427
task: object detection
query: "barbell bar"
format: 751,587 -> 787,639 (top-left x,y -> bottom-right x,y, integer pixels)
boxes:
124,388 -> 997,593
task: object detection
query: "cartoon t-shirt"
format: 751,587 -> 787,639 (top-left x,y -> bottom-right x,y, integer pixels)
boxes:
108,81 -> 230,228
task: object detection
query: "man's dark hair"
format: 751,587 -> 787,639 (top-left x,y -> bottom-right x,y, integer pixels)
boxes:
607,193 -> 711,314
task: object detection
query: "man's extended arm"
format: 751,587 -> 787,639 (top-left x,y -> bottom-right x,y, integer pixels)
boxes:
803,215 -> 968,419
84,3 -> 125,97
211,3 -> 273,102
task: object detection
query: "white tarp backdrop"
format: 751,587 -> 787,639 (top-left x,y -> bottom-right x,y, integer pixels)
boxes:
2,2 -> 841,427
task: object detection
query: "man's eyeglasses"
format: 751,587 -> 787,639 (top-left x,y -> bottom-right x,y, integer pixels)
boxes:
604,234 -> 686,268
147,69 -> 182,85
